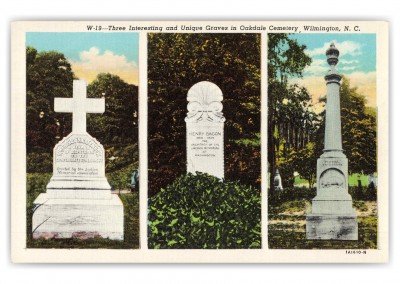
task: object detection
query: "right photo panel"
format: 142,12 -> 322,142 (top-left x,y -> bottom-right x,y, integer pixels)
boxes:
268,33 -> 377,249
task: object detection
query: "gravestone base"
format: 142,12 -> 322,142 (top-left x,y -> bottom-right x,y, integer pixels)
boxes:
32,192 -> 124,240
306,214 -> 358,240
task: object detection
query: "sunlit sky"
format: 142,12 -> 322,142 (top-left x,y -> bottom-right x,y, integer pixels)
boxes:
289,33 -> 376,113
26,32 -> 139,85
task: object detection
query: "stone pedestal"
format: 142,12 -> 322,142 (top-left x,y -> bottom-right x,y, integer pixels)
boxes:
306,214 -> 358,240
306,148 -> 358,240
32,193 -> 124,240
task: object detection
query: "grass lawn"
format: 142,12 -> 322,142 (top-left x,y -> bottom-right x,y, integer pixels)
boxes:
268,199 -> 377,249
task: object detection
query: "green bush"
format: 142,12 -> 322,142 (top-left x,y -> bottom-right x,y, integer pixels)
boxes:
27,152 -> 53,173
349,185 -> 377,201
148,173 -> 261,249
106,162 -> 138,190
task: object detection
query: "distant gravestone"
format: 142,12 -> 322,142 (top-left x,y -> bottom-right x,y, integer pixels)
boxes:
273,169 -> 284,191
32,80 -> 124,240
185,81 -> 225,179
306,43 -> 358,240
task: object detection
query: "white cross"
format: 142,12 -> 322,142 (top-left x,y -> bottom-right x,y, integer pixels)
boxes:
54,80 -> 105,134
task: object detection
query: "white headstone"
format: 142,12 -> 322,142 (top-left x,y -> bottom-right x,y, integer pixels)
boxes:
32,80 -> 124,240
306,44 -> 358,240
185,81 -> 225,179
274,169 -> 284,191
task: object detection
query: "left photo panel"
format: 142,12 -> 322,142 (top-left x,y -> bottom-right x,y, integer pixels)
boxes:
26,32 -> 140,249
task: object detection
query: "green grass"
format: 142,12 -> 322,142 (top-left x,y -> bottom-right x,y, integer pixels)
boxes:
26,167 -> 140,249
294,176 -> 309,185
348,174 -> 369,186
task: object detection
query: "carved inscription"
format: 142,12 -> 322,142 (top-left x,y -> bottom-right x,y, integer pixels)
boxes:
188,131 -> 222,157
54,134 -> 104,177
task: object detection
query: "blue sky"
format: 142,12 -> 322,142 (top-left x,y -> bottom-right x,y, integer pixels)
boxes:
289,33 -> 376,110
26,32 -> 139,85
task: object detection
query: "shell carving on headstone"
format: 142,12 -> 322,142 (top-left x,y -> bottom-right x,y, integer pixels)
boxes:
185,81 -> 225,123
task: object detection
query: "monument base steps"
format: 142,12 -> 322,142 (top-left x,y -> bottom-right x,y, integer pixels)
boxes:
306,214 -> 358,240
32,192 -> 124,240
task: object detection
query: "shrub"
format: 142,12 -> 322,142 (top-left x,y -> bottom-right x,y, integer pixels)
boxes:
27,152 -> 53,173
148,173 -> 261,249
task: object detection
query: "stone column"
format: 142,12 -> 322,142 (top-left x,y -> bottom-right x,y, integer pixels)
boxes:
306,43 -> 358,240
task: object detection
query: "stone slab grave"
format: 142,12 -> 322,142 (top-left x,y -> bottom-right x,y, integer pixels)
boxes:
32,80 -> 124,240
306,43 -> 358,240
185,81 -> 225,179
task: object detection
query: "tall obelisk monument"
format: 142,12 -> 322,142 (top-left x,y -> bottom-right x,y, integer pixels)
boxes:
306,43 -> 358,240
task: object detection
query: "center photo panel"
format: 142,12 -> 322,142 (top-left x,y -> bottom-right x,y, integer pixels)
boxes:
147,33 -> 261,249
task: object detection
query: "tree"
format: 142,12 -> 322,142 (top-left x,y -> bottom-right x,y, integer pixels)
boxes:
292,142 -> 319,189
148,34 -> 261,195
315,76 -> 377,180
87,73 -> 138,147
268,34 -> 312,193
26,47 -> 75,172
26,47 -> 139,175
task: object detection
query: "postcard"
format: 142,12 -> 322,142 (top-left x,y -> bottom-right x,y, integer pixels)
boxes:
11,21 -> 389,263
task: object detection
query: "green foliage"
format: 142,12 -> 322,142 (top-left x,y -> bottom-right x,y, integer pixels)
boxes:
26,47 -> 75,155
148,173 -> 261,249
291,142 -> 319,189
148,34 -> 261,195
267,34 -> 314,194
27,152 -> 53,173
225,138 -> 261,186
26,47 -> 138,174
349,185 -> 377,201
316,76 -> 377,175
87,73 -> 138,146
269,188 -> 316,207
107,161 -> 139,190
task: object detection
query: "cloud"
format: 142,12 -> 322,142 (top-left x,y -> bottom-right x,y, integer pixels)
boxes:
303,59 -> 328,76
70,47 -> 138,85
304,46 -> 361,77
341,59 -> 359,65
291,71 -> 376,113
307,40 -> 362,57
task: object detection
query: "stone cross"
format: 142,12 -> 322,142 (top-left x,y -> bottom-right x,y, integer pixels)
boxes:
32,79 -> 124,241
54,80 -> 105,134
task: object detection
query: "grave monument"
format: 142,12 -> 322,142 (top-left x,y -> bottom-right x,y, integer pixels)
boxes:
32,80 -> 124,240
306,43 -> 358,240
185,81 -> 225,179
274,169 -> 284,191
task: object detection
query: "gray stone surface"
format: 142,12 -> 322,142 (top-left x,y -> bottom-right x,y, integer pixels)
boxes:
185,81 -> 225,179
306,43 -> 358,240
306,215 -> 358,240
32,80 -> 124,240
